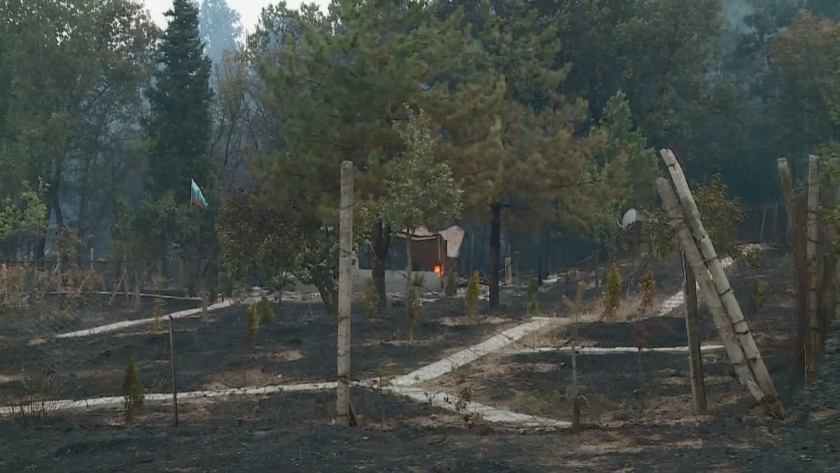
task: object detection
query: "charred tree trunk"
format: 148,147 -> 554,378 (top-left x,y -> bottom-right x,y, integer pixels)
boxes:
371,222 -> 391,317
489,202 -> 502,311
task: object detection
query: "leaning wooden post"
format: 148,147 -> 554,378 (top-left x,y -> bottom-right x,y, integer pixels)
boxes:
806,155 -> 821,382
683,252 -> 707,415
336,161 -> 354,428
659,150 -> 783,416
656,178 -> 782,416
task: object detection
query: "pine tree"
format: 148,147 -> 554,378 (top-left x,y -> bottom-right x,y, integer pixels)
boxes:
445,269 -> 458,297
145,0 -> 214,200
255,0 -> 497,319
195,0 -> 243,68
604,262 -> 622,321
246,304 -> 259,339
122,358 -> 145,421
437,1 -> 594,312
465,271 -> 480,317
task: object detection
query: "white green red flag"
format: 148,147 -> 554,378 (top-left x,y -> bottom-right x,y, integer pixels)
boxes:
190,179 -> 208,209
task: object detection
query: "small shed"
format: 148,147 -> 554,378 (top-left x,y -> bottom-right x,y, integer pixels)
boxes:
394,225 -> 465,275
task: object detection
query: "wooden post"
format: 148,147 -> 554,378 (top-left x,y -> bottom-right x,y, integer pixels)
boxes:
778,158 -> 808,385
504,256 -> 512,285
660,150 -> 783,416
470,231 -> 475,276
89,247 -> 94,271
806,155 -> 821,382
759,206 -> 767,243
683,252 -> 707,415
571,347 -> 580,432
123,252 -> 129,304
336,161 -> 354,428
657,177 -> 783,417
169,315 -> 179,427
772,203 -> 779,245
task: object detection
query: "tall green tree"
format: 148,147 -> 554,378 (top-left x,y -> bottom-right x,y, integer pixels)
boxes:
195,0 -> 243,68
437,0 -> 595,310
0,0 -> 158,261
145,0 -> 214,201
255,0 -> 496,316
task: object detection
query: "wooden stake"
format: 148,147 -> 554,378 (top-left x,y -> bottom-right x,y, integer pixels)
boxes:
637,347 -> 645,414
123,252 -> 129,304
90,247 -> 94,271
773,202 -> 779,245
656,177 -> 782,416
683,252 -> 708,415
759,206 -> 767,242
571,347 -> 580,432
336,161 -> 354,428
806,155 -> 821,382
169,315 -> 179,427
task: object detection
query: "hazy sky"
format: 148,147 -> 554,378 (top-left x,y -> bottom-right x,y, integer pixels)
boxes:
142,0 -> 329,32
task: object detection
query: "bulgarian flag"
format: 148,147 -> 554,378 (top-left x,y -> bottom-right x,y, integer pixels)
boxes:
190,179 -> 208,209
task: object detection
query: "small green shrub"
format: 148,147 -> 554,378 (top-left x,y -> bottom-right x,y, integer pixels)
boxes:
445,270 -> 458,297
741,246 -> 763,269
122,358 -> 144,421
465,271 -> 480,316
223,276 -> 234,299
407,285 -> 421,340
187,276 -> 197,298
639,271 -> 657,312
603,262 -> 622,321
152,295 -> 164,333
247,304 -> 260,338
257,295 -> 274,323
528,274 -> 539,315
562,280 -> 585,320
750,278 -> 767,314
207,282 -> 218,304
412,272 -> 426,288
363,278 -> 380,318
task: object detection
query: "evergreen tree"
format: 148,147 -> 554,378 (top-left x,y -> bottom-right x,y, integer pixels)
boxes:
145,0 -> 214,200
438,1 -> 594,311
195,0 -> 243,68
255,0 -> 496,317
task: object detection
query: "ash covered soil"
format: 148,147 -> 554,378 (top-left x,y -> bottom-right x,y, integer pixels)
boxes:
2,387 -> 839,473
2,249 -> 840,472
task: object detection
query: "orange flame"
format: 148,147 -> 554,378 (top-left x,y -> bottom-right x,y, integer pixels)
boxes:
433,264 -> 441,276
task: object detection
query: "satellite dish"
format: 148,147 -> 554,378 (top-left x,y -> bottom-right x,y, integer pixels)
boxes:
621,208 -> 642,230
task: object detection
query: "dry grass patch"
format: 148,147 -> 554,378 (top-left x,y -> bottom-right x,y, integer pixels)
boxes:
200,369 -> 282,390
256,349 -> 303,363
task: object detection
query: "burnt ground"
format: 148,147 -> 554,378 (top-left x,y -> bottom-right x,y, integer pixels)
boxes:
1,383 -> 839,473
1,293 -> 202,340
0,251 -> 683,405
421,249 -> 806,426
2,249 -> 839,472
0,295 -> 521,403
